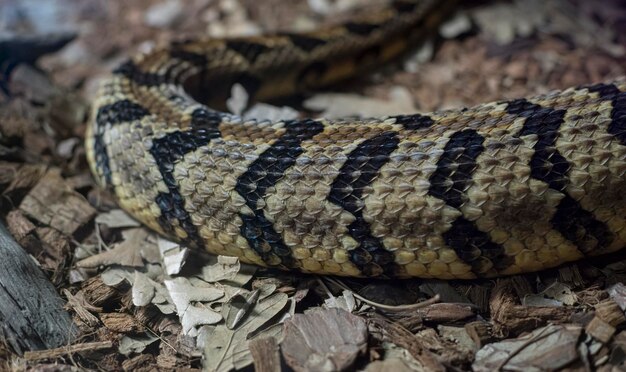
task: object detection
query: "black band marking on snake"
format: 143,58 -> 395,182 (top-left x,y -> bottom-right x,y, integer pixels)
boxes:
586,83 -> 626,146
283,34 -> 328,53
391,113 -> 434,131
114,60 -> 166,87
149,108 -> 222,248
391,0 -> 418,13
328,131 -> 400,277
94,100 -> 150,185
429,129 -> 512,271
225,41 -> 271,64
235,119 -> 324,268
344,22 -> 381,37
507,99 -> 614,254
170,49 -> 208,67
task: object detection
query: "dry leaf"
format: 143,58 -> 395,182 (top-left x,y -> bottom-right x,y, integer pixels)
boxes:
473,324 -> 582,372
523,282 -> 577,307
118,334 -> 159,356
163,248 -> 189,275
201,292 -> 289,372
223,289 -> 261,330
324,290 -> 357,313
304,86 -> 416,118
471,1 -> 545,45
77,228 -> 156,268
243,103 -> 299,122
202,255 -> 241,283
165,277 -> 225,334
607,283 -> 626,311
541,282 -> 576,306
132,271 -> 155,307
95,209 -> 140,228
226,83 -> 248,116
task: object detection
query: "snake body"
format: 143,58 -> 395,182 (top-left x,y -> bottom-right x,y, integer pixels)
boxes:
87,0 -> 626,279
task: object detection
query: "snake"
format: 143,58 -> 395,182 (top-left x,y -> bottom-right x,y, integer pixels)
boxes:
86,0 -> 626,279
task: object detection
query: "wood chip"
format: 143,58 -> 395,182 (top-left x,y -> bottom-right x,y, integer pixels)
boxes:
100,312 -> 145,333
2,163 -> 47,196
282,308 -> 368,372
81,277 -> 122,307
121,353 -> 154,371
249,337 -> 281,372
19,168 -> 96,236
595,300 -> 626,328
586,316 -> 616,344
63,289 -> 101,328
6,209 -> 36,242
490,278 -> 574,335
367,314 -> 445,372
464,321 -> 493,348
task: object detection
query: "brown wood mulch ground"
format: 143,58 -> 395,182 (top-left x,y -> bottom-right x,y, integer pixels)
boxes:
2,0 -> 626,370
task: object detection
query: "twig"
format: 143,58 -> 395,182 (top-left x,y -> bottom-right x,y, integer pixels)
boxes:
322,277 -> 441,312
23,341 -> 113,361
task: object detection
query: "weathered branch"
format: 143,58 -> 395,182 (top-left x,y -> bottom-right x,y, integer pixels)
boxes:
0,220 -> 78,355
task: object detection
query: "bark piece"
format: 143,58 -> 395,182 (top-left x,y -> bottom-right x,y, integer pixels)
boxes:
0,221 -> 78,354
121,353 -> 155,371
249,336 -> 281,372
464,321 -> 493,348
282,308 -> 368,372
81,277 -> 122,307
367,314 -> 445,372
490,278 -> 573,336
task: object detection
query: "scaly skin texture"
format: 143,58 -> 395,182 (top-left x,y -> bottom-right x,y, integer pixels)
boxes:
87,0 -> 626,279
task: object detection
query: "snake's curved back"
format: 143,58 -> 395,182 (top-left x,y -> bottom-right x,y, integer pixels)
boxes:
87,0 -> 626,279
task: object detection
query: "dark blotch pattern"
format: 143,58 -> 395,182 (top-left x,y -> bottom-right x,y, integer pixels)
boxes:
344,22 -> 380,36
150,127 -> 221,247
552,195 -> 613,254
507,98 -> 613,254
283,33 -> 327,52
225,40 -> 270,64
328,131 -> 400,277
190,107 -> 224,129
235,73 -> 263,100
391,0 -> 418,13
429,129 -> 512,271
443,218 -> 510,269
235,119 -> 324,267
586,83 -> 626,146
170,49 -> 208,66
94,99 -> 151,185
96,99 -> 150,126
93,134 -> 112,186
297,61 -> 329,89
429,129 -> 485,209
392,113 -> 434,131
114,60 -> 165,87
508,99 -> 569,190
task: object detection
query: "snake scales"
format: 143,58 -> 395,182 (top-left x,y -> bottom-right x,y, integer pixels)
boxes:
87,0 -> 626,279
